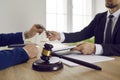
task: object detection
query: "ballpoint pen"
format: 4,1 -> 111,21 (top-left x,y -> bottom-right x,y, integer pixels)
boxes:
45,29 -> 52,36
7,43 -> 38,48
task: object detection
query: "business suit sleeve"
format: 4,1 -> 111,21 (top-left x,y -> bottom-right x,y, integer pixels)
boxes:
101,44 -> 120,56
63,14 -> 99,43
0,32 -> 24,46
0,47 -> 29,70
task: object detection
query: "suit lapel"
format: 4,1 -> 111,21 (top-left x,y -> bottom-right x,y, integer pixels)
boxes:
99,13 -> 107,43
112,15 -> 120,42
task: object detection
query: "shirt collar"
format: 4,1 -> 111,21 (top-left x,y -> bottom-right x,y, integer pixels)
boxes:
107,9 -> 120,18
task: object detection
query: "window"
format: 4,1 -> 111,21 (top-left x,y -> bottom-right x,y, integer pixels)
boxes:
46,0 -> 93,32
46,0 -> 67,32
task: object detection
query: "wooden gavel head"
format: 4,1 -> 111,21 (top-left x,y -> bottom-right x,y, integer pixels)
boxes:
40,43 -> 53,62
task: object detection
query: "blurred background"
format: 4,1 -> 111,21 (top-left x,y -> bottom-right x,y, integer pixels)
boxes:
0,0 -> 106,43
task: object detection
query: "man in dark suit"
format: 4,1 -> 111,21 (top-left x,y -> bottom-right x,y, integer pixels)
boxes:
0,24 -> 44,70
47,0 -> 120,56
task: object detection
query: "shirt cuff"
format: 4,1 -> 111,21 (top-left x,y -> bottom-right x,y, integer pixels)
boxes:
95,44 -> 103,55
59,33 -> 65,42
22,32 -> 25,41
23,47 -> 30,57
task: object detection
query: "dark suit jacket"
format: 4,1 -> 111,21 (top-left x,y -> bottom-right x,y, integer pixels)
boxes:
63,11 -> 120,56
0,32 -> 29,70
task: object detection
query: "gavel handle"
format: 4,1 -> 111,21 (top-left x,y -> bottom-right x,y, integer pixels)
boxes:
51,52 -> 102,71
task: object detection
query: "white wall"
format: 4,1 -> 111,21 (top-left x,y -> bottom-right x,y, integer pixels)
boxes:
0,0 -> 108,33
0,0 -> 46,33
94,0 -> 107,15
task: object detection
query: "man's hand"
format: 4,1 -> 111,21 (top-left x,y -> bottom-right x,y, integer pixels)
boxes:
23,44 -> 39,58
46,31 -> 61,41
24,24 -> 45,39
72,42 -> 96,55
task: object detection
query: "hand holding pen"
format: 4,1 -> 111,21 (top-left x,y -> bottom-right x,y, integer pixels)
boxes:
46,31 -> 61,41
33,24 -> 61,41
24,24 -> 45,39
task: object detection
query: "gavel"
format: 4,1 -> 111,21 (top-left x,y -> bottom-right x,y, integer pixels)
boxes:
32,43 -> 102,71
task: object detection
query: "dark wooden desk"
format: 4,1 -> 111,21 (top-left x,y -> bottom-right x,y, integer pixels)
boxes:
0,56 -> 120,80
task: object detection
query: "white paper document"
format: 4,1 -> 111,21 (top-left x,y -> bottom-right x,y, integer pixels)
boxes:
49,42 -> 75,52
45,42 -> 115,67
61,54 -> 115,66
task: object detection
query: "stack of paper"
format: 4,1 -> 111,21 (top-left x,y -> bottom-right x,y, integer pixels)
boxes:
46,42 -> 75,52
48,42 -> 115,67
60,54 -> 115,66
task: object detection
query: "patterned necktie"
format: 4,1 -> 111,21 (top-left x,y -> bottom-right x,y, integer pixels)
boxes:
104,15 -> 114,43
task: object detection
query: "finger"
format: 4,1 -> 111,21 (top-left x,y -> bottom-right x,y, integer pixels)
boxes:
35,24 -> 45,31
71,46 -> 81,51
47,31 -> 58,37
47,31 -> 57,34
47,35 -> 53,40
46,31 -> 52,36
81,49 -> 88,55
76,43 -> 84,47
49,37 -> 57,41
34,24 -> 45,30
35,24 -> 46,34
48,36 -> 57,41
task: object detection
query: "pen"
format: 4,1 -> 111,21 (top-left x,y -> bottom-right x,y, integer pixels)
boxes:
8,43 -> 37,48
42,27 -> 52,36
51,52 -> 102,70
45,30 -> 52,36
8,44 -> 26,48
